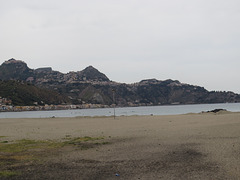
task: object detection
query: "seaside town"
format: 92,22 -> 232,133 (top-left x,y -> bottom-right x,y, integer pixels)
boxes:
0,96 -> 109,112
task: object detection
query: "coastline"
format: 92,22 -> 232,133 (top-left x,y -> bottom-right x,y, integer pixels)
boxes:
1,102 -> 240,113
1,102 -> 240,119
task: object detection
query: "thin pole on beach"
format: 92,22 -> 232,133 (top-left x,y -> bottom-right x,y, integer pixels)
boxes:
112,89 -> 116,119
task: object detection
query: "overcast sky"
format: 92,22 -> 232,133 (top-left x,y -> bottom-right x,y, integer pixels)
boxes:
0,0 -> 240,93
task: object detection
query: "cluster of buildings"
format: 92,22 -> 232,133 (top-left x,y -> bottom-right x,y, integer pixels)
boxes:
0,97 -> 12,111
0,100 -> 110,112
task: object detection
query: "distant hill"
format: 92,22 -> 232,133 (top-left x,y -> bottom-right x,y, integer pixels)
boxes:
0,58 -> 240,106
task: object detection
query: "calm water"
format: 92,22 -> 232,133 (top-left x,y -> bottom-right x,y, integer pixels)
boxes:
0,103 -> 239,118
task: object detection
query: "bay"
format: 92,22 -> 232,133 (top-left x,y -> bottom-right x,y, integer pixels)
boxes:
0,103 -> 239,118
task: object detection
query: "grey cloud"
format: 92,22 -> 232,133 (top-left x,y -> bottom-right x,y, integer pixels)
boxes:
0,0 -> 240,93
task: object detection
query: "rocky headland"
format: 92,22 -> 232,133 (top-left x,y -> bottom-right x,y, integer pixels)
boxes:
0,58 -> 239,109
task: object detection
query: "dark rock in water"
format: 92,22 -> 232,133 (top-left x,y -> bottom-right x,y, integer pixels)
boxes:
208,109 -> 227,113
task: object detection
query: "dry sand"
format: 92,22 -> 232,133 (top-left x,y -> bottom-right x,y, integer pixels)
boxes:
1,112 -> 240,179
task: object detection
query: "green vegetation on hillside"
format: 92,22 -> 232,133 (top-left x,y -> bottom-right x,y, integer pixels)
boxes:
0,80 -> 69,106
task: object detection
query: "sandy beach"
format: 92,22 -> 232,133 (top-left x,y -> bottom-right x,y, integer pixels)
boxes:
1,112 -> 240,179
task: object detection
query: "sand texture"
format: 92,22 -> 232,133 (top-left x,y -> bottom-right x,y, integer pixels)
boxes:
1,112 -> 240,179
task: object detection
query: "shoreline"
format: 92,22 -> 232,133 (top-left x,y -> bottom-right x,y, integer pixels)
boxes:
1,102 -> 240,113
0,102 -> 240,119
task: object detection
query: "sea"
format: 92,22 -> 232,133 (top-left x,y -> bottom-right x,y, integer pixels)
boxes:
0,103 -> 239,118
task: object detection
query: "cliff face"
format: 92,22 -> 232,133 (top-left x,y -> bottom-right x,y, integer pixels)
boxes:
0,59 -> 34,80
66,80 -> 239,106
0,58 -> 240,106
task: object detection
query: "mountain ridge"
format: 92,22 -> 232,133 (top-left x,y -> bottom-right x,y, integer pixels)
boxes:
0,59 -> 110,83
0,58 -> 240,106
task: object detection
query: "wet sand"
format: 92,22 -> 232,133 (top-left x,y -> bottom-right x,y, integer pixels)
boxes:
1,112 -> 240,179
